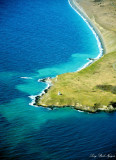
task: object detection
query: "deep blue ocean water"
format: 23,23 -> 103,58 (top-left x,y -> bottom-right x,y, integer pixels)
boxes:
0,0 -> 116,159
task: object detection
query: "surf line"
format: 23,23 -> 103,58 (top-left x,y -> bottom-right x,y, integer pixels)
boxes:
29,78 -> 52,107
29,0 -> 104,107
68,0 -> 103,71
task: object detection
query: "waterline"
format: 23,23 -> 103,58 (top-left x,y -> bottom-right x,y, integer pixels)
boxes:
29,0 -> 104,107
29,80 -> 52,107
68,0 -> 103,71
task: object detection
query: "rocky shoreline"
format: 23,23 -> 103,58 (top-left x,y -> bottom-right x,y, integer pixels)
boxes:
35,103 -> 116,113
34,77 -> 52,105
34,77 -> 116,113
34,0 -> 116,113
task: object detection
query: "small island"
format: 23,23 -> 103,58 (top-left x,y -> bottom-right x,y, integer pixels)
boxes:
35,0 -> 116,113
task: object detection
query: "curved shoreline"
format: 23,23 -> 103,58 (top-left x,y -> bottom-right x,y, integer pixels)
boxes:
68,0 -> 106,73
69,0 -> 104,72
32,0 -> 116,113
29,78 -> 52,107
69,0 -> 104,58
29,0 -> 103,108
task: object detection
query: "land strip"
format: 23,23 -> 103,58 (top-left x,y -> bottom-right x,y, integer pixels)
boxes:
35,0 -> 116,113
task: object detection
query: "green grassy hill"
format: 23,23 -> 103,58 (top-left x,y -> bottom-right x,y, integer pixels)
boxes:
36,51 -> 116,112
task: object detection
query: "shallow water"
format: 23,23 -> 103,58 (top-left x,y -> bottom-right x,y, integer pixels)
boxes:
0,0 -> 116,159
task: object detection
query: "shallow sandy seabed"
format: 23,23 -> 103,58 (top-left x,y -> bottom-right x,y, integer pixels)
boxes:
35,0 -> 116,113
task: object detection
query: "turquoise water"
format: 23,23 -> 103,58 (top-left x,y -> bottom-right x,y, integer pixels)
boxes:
0,0 -> 116,159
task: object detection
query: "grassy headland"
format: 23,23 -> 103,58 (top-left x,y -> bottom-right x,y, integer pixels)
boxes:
35,0 -> 116,112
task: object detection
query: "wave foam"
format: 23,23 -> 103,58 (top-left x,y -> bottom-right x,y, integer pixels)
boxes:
20,77 -> 32,79
68,0 -> 103,71
29,0 -> 104,109
29,80 -> 52,107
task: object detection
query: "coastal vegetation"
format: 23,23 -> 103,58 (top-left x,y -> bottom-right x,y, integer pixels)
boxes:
36,51 -> 116,112
35,0 -> 116,113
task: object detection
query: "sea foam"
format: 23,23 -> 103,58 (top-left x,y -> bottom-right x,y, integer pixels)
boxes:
29,0 -> 104,108
29,80 -> 52,107
68,0 -> 103,71
20,77 -> 33,79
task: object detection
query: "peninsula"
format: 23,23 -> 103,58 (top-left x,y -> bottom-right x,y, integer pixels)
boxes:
35,0 -> 116,113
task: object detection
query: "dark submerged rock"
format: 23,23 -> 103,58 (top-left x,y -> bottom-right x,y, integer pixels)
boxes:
39,77 -> 51,82
88,58 -> 96,61
34,96 -> 41,105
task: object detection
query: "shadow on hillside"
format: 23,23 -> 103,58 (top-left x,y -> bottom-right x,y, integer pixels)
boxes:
96,84 -> 116,94
94,0 -> 102,2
